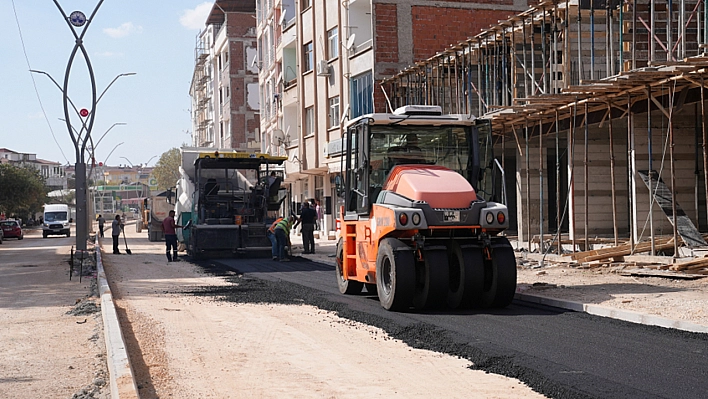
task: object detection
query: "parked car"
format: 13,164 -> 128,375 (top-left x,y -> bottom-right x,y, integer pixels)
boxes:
0,220 -> 23,240
0,226 -> 3,244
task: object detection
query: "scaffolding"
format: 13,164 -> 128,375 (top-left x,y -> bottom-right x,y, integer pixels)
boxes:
382,0 -> 708,257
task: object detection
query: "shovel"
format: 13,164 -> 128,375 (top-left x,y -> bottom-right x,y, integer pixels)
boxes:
121,227 -> 132,255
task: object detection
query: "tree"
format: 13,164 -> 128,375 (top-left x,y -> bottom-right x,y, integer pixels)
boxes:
152,148 -> 181,190
0,164 -> 49,217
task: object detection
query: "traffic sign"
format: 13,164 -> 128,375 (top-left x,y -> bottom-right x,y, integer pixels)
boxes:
69,11 -> 87,27
80,108 -> 89,117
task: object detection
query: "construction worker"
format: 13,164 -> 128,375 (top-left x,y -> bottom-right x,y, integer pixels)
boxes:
267,216 -> 284,260
162,210 -> 182,262
299,202 -> 318,254
274,215 -> 296,261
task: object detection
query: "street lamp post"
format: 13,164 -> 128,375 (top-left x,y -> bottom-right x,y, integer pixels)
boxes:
33,1 -> 135,251
120,157 -> 134,167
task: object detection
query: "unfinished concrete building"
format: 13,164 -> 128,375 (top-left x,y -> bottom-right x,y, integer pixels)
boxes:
382,0 -> 708,258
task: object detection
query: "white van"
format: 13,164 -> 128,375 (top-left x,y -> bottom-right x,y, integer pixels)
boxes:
43,204 -> 71,238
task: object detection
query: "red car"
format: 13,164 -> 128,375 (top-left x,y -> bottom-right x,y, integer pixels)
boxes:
0,220 -> 23,240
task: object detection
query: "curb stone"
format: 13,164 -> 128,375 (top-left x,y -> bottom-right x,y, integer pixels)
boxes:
96,241 -> 140,399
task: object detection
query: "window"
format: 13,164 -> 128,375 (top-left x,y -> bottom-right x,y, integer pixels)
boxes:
305,107 -> 314,136
327,27 -> 338,60
328,96 -> 340,128
302,0 -> 310,10
350,72 -> 373,118
303,42 -> 313,72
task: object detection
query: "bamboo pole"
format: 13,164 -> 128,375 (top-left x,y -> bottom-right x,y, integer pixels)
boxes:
577,3 -> 583,82
651,0 -> 655,63
647,86 -> 655,255
565,0 -> 571,87
571,104 -> 577,251
591,0 -> 596,79
511,22 -> 517,102
702,76 -> 708,235
606,0 -> 611,77
627,93 -> 635,248
539,118 -> 544,253
608,101 -> 619,246
619,0 -> 624,72
478,38 -> 483,116
531,19 -> 537,94
541,8 -> 550,94
523,18 -> 529,99
632,0 -> 637,69
556,110 -> 561,254
680,0 -> 686,59
668,0 -> 673,62
669,85 -> 679,257
584,102 -> 589,250
526,122 -> 531,251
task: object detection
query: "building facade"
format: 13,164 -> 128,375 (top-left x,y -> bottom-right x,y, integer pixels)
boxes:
0,148 -> 67,191
382,0 -> 708,253
190,1 -> 261,151
256,0 -> 529,237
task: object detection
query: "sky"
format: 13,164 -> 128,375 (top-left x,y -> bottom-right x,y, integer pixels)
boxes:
0,0 -> 216,168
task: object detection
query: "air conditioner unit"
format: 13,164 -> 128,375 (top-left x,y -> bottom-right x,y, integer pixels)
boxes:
316,60 -> 330,76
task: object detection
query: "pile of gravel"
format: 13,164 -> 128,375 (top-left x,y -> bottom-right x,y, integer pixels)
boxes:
67,300 -> 101,316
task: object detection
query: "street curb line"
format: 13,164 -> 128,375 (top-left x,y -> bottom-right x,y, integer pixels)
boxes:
515,292 -> 708,334
96,243 -> 140,399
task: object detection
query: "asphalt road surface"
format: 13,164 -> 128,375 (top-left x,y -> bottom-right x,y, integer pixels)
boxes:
186,256 -> 708,399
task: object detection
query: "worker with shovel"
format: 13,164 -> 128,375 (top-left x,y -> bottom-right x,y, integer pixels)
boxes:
162,210 -> 182,262
111,215 -> 124,254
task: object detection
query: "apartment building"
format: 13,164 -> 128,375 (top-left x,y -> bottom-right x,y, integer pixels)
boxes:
256,0 -> 528,235
190,1 -> 260,151
0,148 -> 67,191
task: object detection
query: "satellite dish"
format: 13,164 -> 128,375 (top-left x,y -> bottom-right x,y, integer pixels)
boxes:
272,129 -> 285,144
345,34 -> 356,50
250,54 -> 258,67
279,9 -> 287,25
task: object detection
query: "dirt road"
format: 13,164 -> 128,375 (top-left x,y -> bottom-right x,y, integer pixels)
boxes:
102,225 -> 544,398
0,227 -> 108,399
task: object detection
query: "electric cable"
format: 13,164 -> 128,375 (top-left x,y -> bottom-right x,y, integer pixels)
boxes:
11,0 -> 70,164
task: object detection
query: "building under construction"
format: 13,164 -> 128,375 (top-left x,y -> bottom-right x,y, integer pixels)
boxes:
382,0 -> 708,258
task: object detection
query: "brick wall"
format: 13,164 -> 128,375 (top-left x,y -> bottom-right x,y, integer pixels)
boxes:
411,6 -> 515,61
375,4 -> 398,63
226,12 -> 257,37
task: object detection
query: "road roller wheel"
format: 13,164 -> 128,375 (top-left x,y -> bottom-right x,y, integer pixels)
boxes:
489,241 -> 517,308
447,241 -> 485,309
376,238 -> 415,311
412,248 -> 449,310
479,237 -> 517,308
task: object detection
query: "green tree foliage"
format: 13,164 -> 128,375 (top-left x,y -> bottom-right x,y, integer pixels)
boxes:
152,148 -> 181,190
0,164 -> 49,217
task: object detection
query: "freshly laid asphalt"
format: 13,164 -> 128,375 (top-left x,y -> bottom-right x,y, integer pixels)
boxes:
204,256 -> 708,399
96,232 -> 708,399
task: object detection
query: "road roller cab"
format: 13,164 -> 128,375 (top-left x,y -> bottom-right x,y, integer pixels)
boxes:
336,105 -> 516,311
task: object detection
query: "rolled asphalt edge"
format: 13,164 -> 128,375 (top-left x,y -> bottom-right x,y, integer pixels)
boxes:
94,235 -> 707,398
95,241 -> 140,399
